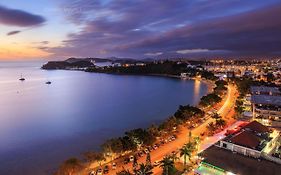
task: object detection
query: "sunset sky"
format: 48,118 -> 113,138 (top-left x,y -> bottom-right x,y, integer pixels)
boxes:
1,0 -> 281,60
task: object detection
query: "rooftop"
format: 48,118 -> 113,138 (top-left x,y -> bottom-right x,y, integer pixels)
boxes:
251,86 -> 281,95
242,120 -> 270,133
251,95 -> 281,106
224,121 -> 271,151
199,146 -> 281,175
229,130 -> 261,149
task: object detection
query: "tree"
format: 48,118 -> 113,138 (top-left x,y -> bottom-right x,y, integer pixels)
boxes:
134,163 -> 153,175
199,93 -> 222,107
147,124 -> 160,137
133,155 -> 138,170
211,113 -> 221,120
56,158 -> 84,175
125,128 -> 156,146
160,156 -> 176,175
216,118 -> 226,128
82,151 -> 105,164
102,138 -> 123,154
180,142 -> 196,168
207,122 -> 217,135
180,146 -> 192,169
146,153 -> 152,167
193,136 -> 201,150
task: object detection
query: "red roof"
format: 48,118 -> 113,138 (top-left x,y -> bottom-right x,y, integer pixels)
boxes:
230,130 -> 261,149
242,121 -> 269,133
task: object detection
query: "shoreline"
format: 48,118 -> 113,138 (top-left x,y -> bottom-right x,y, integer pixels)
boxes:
86,71 -> 215,94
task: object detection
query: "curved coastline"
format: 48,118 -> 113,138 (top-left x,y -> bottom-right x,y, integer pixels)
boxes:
53,73 -> 215,174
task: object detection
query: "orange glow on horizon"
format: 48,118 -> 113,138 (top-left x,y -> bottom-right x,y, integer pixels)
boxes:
0,44 -> 51,60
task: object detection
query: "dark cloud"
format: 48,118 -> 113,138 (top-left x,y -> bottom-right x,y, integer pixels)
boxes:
6,30 -> 21,36
48,0 -> 281,58
0,5 -> 46,27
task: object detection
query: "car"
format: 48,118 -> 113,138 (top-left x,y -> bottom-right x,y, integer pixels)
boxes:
129,155 -> 134,162
124,158 -> 130,164
97,168 -> 103,175
153,145 -> 158,150
153,161 -> 160,167
139,152 -> 144,157
112,163 -> 117,170
89,170 -> 96,175
144,149 -> 149,154
103,166 -> 109,174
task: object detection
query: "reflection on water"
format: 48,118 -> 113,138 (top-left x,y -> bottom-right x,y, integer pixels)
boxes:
0,61 -> 208,175
193,78 -> 201,101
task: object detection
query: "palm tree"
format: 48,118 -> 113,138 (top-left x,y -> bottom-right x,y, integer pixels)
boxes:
180,142 -> 196,168
180,146 -> 192,169
146,153 -> 152,167
134,163 -> 153,175
207,122 -> 216,134
133,155 -> 138,170
160,156 -> 175,175
212,113 -> 221,120
193,136 -> 201,150
216,118 -> 226,128
56,157 -> 84,175
188,131 -> 192,143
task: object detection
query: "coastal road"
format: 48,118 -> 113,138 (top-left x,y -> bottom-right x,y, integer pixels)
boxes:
86,84 -> 238,175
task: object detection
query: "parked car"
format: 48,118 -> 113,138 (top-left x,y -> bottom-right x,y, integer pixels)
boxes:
129,155 -> 134,162
153,161 -> 160,167
97,168 -> 103,175
103,166 -> 109,174
124,158 -> 130,164
112,163 -> 117,170
153,145 -> 158,150
144,149 -> 149,154
89,170 -> 96,175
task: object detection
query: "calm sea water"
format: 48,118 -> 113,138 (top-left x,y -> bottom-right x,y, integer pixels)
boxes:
0,61 -> 208,175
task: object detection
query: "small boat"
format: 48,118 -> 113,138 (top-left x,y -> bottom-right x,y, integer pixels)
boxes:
19,74 -> 25,81
45,81 -> 51,84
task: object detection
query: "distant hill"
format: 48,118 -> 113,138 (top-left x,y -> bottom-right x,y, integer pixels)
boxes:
42,60 -> 95,70
42,57 -> 159,70
65,57 -> 111,63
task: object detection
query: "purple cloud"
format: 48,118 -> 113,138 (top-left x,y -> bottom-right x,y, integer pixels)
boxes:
6,30 -> 21,36
0,5 -> 46,27
48,0 -> 281,59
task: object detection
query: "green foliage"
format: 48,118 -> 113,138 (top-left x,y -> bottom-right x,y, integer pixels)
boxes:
214,80 -> 228,95
235,96 -> 244,114
174,105 -> 204,121
87,61 -> 188,75
199,93 -> 222,107
146,153 -> 152,167
125,128 -> 156,146
82,151 -> 105,163
200,71 -> 217,81
56,158 -> 84,175
160,156 -> 177,175
134,163 -> 153,175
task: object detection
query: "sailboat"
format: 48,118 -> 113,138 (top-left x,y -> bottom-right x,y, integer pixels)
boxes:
19,74 -> 25,81
45,80 -> 51,84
